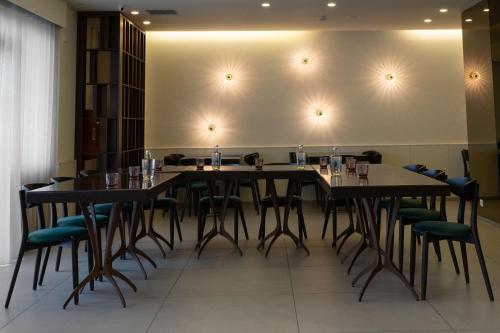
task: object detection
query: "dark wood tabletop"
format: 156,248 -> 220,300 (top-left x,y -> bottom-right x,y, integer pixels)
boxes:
314,164 -> 450,198
26,172 -> 181,204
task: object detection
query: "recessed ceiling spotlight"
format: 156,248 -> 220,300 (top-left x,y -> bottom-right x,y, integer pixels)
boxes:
131,10 -> 139,15
261,2 -> 271,7
484,8 -> 490,12
327,2 -> 336,7
439,8 -> 448,13
424,18 -> 432,23
465,18 -> 473,22
143,20 -> 151,25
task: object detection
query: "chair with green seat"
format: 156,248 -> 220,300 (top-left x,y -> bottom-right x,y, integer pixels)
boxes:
142,194 -> 183,257
235,152 -> 262,214
197,193 -> 249,248
45,177 -> 108,280
396,169 -> 453,272
5,184 -> 92,308
409,177 -> 494,301
177,159 -> 209,221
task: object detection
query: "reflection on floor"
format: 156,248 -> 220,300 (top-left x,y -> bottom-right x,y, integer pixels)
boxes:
1,201 -> 500,333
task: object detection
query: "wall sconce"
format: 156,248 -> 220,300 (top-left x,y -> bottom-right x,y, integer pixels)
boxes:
385,73 -> 395,81
302,57 -> 310,65
208,124 -> 216,132
315,109 -> 324,117
469,71 -> 480,81
225,73 -> 234,81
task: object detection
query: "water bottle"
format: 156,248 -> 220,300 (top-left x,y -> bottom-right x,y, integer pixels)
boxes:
142,150 -> 155,180
329,146 -> 342,175
211,145 -> 221,170
297,145 -> 306,170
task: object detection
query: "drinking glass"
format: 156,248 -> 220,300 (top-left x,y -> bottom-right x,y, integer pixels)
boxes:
155,160 -> 163,171
196,158 -> 205,170
128,166 -> 140,179
105,172 -> 120,188
346,157 -> 357,172
319,156 -> 329,169
329,155 -> 342,175
255,157 -> 264,170
357,163 -> 369,178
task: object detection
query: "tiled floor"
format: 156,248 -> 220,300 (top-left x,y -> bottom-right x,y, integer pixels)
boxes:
1,201 -> 500,333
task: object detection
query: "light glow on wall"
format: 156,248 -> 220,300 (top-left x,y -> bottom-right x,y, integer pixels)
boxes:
403,29 -> 462,41
147,31 -> 306,42
190,109 -> 233,145
290,48 -> 321,75
464,59 -> 490,94
301,92 -> 336,136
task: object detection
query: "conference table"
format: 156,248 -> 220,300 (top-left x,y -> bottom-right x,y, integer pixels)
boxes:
25,163 -> 449,307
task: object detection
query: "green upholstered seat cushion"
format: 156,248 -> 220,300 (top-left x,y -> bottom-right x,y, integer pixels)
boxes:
412,221 -> 471,238
27,226 -> 87,244
398,208 -> 441,222
190,181 -> 208,190
261,195 -> 302,207
380,198 -> 423,209
92,202 -> 131,215
143,197 -> 177,210
199,196 -> 242,208
57,214 -> 108,228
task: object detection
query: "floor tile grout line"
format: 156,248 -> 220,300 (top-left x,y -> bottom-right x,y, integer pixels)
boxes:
426,299 -> 459,332
0,272 -> 73,331
284,238 -> 302,333
144,247 -> 195,333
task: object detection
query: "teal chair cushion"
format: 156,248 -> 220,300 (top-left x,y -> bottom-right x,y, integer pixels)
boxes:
57,214 -> 108,228
398,208 -> 441,223
199,195 -> 241,208
27,226 -> 87,244
93,202 -> 131,215
143,197 -> 177,210
380,198 -> 423,209
412,221 -> 471,238
191,181 -> 208,190
261,195 -> 302,208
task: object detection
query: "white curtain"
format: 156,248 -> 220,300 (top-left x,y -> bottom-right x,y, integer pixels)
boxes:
0,0 -> 58,264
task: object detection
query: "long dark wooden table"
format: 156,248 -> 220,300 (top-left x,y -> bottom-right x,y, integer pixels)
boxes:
26,172 -> 181,308
162,165 -> 317,257
315,164 -> 450,301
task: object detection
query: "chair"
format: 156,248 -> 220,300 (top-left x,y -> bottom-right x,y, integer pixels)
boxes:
410,177 -> 494,301
177,159 -> 209,220
164,153 -> 185,166
461,149 -> 470,177
397,169 -> 450,271
79,170 -> 115,216
5,184 -> 92,308
362,151 -> 382,164
47,177 -> 108,279
236,153 -> 262,213
289,152 -> 322,205
143,194 -> 183,257
403,164 -> 427,173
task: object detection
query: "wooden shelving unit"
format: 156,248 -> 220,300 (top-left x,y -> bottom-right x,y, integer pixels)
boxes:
75,12 -> 145,173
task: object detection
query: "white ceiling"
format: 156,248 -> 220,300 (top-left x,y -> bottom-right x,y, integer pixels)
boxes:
67,0 -> 481,31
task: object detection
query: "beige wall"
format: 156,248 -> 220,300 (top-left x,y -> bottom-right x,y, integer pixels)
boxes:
7,0 -> 68,27
146,30 -> 467,152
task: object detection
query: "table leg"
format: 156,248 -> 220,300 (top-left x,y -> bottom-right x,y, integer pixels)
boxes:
197,179 -> 243,258
63,202 -> 136,309
258,178 -> 310,258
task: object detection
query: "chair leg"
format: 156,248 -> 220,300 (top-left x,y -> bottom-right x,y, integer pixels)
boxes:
258,206 -> 267,240
410,231 -> 417,287
238,204 -> 249,240
421,233 -> 430,300
447,240 -> 460,274
321,200 -> 331,240
55,246 -> 63,271
71,240 -> 79,305
96,227 -> 103,282
432,240 -> 442,262
196,208 -> 203,249
474,238 -> 494,301
33,248 -> 43,290
255,181 -> 262,205
398,220 -> 404,272
169,206 -> 175,249
331,204 -> 337,247
38,246 -> 51,286
459,241 -> 469,284
297,203 -> 307,240
234,206 -> 239,245
250,183 -> 259,214
86,240 -> 94,291
5,246 -> 25,308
